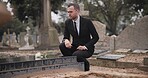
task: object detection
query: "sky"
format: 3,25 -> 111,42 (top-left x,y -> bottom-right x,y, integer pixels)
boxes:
2,0 -> 8,2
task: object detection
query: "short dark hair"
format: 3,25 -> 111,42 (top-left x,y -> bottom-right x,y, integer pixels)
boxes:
68,3 -> 80,11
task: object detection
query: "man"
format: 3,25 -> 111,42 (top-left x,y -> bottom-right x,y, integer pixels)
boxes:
59,3 -> 99,71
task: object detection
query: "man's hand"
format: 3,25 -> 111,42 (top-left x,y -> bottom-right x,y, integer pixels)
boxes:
64,39 -> 72,48
77,46 -> 88,51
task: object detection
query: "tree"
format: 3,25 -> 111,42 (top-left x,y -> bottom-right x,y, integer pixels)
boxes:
81,0 -> 148,35
90,0 -> 132,35
126,0 -> 148,15
0,17 -> 25,40
10,0 -> 65,23
0,0 -> 66,40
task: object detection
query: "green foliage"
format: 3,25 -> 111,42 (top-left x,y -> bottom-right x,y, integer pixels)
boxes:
51,0 -> 66,14
10,0 -> 42,22
126,0 -> 148,15
10,0 -> 66,22
0,17 -> 25,40
82,0 -> 148,35
9,0 -> 66,34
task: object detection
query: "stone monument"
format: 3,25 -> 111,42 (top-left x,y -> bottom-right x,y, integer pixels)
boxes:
19,26 -> 35,50
79,2 -> 89,16
37,0 -> 59,50
1,32 -> 8,46
115,16 -> 148,50
9,32 -> 19,48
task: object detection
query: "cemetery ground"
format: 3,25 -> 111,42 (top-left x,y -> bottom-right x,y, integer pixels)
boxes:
0,49 -> 147,78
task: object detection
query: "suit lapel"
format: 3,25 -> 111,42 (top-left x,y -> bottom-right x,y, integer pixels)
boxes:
79,16 -> 84,37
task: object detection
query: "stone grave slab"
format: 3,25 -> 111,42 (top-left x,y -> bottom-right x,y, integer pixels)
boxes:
132,50 -> 148,53
0,56 -> 77,71
115,49 -> 131,53
0,62 -> 84,78
93,50 -> 108,55
143,58 -> 148,66
97,54 -> 126,61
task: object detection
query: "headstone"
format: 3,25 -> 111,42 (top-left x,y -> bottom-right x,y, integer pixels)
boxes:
97,54 -> 126,61
24,26 -> 30,46
9,32 -> 19,48
92,21 -> 110,50
115,16 -> 148,50
143,58 -> 148,66
110,35 -> 116,50
18,32 -> 26,47
19,27 -> 34,50
32,26 -> 39,47
1,32 -> 8,46
92,21 -> 106,41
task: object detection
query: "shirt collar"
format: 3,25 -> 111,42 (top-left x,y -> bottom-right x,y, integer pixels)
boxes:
73,15 -> 80,23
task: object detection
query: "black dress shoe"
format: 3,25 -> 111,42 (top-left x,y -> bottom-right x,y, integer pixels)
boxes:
84,61 -> 90,71
84,68 -> 89,71
84,65 -> 90,71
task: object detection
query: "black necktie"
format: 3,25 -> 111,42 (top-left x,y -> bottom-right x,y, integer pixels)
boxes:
73,22 -> 78,35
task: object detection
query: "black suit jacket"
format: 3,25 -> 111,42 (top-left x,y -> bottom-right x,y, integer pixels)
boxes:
63,16 -> 99,51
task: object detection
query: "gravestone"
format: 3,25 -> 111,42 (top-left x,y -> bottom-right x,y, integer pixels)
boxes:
32,26 -> 39,47
92,21 -> 110,50
37,0 -> 59,50
19,27 -> 34,50
9,32 -> 19,48
1,32 -> 8,46
115,16 -> 148,50
110,35 -> 116,50
143,58 -> 148,66
18,32 -> 26,47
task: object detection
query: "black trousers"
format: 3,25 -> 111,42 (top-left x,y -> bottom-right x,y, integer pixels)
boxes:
59,43 -> 94,71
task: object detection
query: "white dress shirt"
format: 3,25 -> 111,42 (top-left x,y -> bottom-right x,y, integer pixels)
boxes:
73,15 -> 80,35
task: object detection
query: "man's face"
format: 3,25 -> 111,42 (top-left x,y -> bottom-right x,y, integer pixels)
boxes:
67,6 -> 79,20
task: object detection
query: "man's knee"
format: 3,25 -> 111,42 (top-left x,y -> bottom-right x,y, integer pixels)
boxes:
72,51 -> 81,57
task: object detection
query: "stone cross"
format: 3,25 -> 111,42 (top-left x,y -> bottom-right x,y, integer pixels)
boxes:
26,26 -> 30,34
38,0 -> 59,50
79,2 -> 89,16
